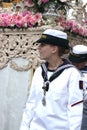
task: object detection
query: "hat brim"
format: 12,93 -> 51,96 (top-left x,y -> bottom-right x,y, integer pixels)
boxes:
68,53 -> 87,63
34,34 -> 70,49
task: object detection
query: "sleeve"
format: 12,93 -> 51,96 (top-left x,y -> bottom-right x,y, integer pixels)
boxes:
19,68 -> 40,130
81,74 -> 87,130
83,74 -> 87,100
67,68 -> 83,130
81,100 -> 87,130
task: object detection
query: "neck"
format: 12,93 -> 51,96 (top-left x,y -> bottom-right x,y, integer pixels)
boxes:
48,58 -> 63,70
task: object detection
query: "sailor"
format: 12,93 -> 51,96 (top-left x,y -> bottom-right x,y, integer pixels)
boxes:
20,29 -> 83,130
68,44 -> 87,130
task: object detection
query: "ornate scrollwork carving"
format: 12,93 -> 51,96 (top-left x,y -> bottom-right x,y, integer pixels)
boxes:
0,28 -> 45,71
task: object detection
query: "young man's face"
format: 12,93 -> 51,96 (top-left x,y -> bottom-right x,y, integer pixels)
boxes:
73,61 -> 87,69
38,43 -> 58,61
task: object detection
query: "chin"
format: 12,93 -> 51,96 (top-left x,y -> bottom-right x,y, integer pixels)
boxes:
40,56 -> 46,60
40,57 -> 45,60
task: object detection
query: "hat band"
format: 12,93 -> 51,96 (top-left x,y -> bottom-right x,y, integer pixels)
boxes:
71,52 -> 87,58
69,53 -> 87,63
37,34 -> 69,49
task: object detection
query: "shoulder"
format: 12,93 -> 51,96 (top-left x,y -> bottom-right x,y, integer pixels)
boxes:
60,59 -> 82,76
62,58 -> 81,74
64,66 -> 82,77
33,66 -> 42,75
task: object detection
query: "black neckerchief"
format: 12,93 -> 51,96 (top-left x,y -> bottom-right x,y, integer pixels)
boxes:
41,59 -> 74,92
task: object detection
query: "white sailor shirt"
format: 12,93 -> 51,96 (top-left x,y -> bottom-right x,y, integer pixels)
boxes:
20,65 -> 83,130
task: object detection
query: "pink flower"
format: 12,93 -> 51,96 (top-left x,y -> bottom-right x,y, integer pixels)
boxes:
26,0 -> 34,7
22,11 -> 32,17
79,27 -> 87,37
34,13 -> 42,22
0,13 -> 10,27
56,17 -> 63,23
78,26 -> 85,36
83,29 -> 87,37
42,0 -> 49,4
85,20 -> 87,24
72,27 -> 79,34
14,14 -> 25,27
59,19 -> 87,37
24,14 -> 33,22
28,15 -> 36,26
0,12 -> 41,28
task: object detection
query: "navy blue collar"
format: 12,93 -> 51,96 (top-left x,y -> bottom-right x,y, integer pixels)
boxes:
80,66 -> 87,73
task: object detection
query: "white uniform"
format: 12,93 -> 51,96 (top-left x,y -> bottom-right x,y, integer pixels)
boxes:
81,66 -> 87,130
68,45 -> 87,130
81,67 -> 87,100
20,64 -> 83,130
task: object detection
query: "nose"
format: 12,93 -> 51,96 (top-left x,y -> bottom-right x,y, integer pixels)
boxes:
38,44 -> 41,50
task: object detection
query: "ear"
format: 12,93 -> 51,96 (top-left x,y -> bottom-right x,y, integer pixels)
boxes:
52,46 -> 58,53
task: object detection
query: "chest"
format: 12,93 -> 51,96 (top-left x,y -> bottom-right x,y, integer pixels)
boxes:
35,70 -> 70,96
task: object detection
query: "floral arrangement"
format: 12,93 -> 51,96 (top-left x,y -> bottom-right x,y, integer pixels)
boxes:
26,0 -> 70,13
0,0 -> 87,39
56,17 -> 87,37
0,11 -> 42,29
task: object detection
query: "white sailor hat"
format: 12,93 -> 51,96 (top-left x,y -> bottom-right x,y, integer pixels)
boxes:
69,45 -> 87,63
34,29 -> 70,49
